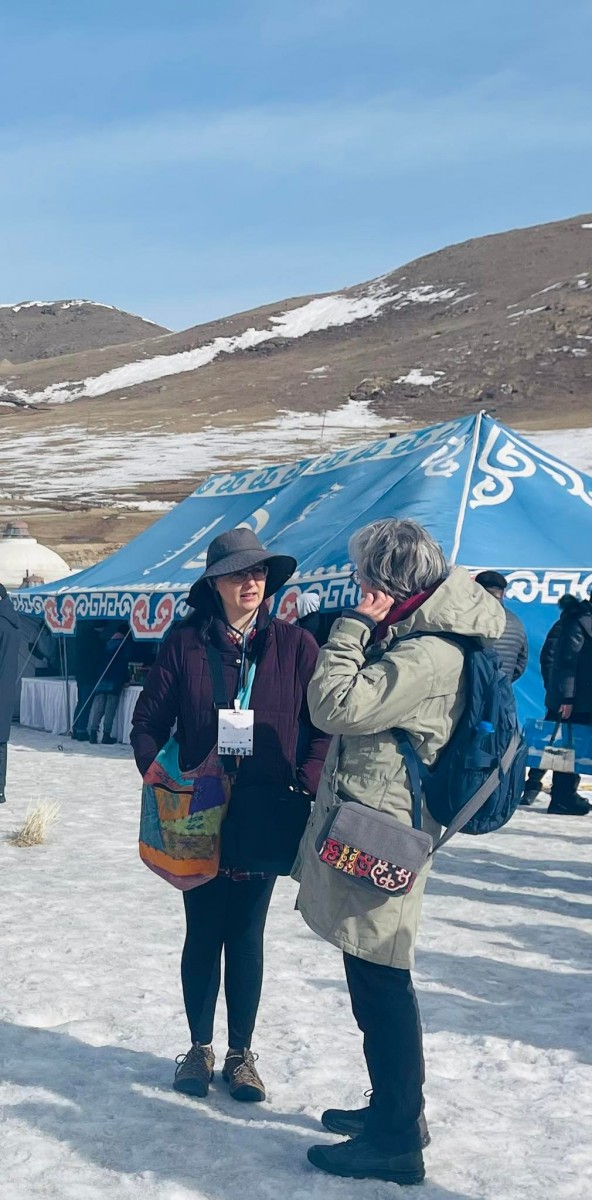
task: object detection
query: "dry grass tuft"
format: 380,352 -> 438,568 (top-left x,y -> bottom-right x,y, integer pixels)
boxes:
9,802 -> 61,847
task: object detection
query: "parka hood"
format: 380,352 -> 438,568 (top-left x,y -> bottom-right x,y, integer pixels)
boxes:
391,567 -> 505,642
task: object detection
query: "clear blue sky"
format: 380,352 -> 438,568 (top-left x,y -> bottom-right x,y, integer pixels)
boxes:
1,1 -> 591,329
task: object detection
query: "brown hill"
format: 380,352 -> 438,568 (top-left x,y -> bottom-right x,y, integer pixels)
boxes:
0,213 -> 591,556
0,299 -> 169,364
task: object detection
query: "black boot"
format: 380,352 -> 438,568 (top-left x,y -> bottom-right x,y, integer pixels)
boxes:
307,1134 -> 425,1184
548,794 -> 590,815
0,792 -> 5,804
322,1104 -> 430,1147
520,790 -> 539,807
102,734 -> 117,745
89,731 -> 98,745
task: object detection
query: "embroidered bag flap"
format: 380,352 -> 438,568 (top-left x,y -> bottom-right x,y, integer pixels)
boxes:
318,802 -> 432,871
316,800 -> 432,894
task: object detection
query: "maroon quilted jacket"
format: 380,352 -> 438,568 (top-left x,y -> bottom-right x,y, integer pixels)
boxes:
130,608 -> 330,794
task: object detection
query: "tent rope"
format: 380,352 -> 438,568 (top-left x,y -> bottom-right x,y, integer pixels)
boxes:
16,624 -> 47,683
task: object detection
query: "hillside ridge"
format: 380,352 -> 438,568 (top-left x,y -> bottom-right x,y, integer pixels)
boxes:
0,298 -> 169,364
1,213 -> 591,555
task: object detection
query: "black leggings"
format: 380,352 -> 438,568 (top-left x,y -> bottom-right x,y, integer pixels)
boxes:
181,875 -> 276,1049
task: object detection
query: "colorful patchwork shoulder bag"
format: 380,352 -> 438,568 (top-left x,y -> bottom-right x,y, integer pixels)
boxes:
138,641 -> 256,890
139,739 -> 231,891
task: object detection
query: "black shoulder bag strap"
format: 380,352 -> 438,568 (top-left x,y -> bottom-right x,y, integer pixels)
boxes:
205,642 -> 230,710
205,641 -> 240,778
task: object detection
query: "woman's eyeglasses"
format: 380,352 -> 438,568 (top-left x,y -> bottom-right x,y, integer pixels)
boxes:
227,564 -> 269,583
350,569 -> 362,586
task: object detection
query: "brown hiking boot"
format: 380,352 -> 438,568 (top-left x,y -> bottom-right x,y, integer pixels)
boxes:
173,1043 -> 215,1097
222,1048 -> 266,1102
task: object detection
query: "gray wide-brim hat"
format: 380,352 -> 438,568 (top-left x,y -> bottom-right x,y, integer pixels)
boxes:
187,527 -> 297,608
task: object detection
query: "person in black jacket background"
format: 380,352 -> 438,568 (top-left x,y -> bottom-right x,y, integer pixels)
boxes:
71,622 -> 108,741
475,572 -> 528,683
523,594 -> 591,815
0,584 -> 22,804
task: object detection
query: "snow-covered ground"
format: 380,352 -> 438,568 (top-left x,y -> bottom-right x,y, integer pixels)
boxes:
526,428 -> 592,475
0,419 -> 589,514
1,728 -> 591,1200
0,400 -> 395,506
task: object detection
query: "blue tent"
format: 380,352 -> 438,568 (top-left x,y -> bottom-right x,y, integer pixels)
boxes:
13,411 -> 592,718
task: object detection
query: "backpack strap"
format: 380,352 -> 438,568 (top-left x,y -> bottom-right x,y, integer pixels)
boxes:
395,629 -> 475,652
395,730 -> 427,832
397,725 -> 521,852
431,729 -> 522,853
391,630 -> 473,843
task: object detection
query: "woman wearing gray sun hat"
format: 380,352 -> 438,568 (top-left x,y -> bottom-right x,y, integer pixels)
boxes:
131,527 -> 330,1104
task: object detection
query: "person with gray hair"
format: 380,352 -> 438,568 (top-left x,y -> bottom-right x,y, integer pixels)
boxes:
349,517 -> 449,603
295,517 -> 504,1185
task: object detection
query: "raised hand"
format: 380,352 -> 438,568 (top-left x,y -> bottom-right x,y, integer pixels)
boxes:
355,590 -> 394,623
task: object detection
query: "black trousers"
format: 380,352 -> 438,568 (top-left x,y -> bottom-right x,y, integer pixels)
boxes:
0,741 -> 7,796
181,874 -> 276,1049
344,952 -> 424,1154
526,711 -> 591,801
72,681 -> 95,735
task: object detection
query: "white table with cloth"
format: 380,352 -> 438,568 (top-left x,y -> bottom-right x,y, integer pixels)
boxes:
19,678 -> 79,737
19,679 -> 143,745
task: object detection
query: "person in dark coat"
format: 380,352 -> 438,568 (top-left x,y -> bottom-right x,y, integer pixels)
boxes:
522,594 -> 582,806
131,528 -> 330,1105
88,624 -> 131,744
296,591 -> 343,647
0,584 -> 22,803
71,623 -> 108,741
475,571 -> 528,683
528,593 -> 592,815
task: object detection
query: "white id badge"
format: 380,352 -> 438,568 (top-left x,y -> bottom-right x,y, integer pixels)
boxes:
217,706 -> 254,756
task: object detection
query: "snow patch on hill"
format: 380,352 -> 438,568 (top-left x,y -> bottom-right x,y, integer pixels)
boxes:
507,306 -> 547,321
0,283 -> 458,407
397,368 -> 445,386
0,299 -> 118,314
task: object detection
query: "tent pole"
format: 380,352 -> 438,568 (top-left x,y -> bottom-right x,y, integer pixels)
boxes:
450,409 -> 484,565
62,635 -> 72,734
